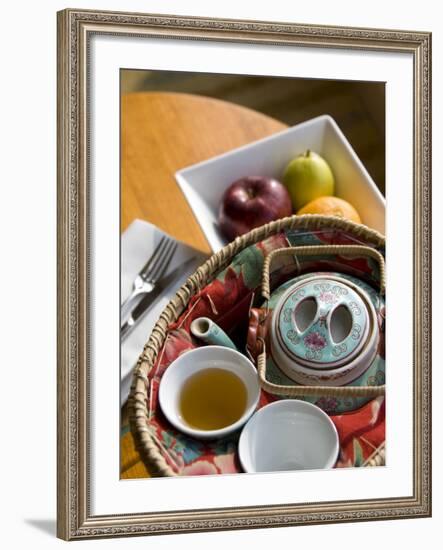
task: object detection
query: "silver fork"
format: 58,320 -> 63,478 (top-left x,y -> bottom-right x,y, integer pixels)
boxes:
121,236 -> 178,321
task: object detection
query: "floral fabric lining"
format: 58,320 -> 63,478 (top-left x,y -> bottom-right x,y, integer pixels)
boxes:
142,228 -> 385,475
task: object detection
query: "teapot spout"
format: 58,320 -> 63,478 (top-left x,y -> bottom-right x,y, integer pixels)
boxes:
190,317 -> 237,350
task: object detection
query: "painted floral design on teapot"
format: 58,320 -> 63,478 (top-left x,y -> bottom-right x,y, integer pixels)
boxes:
276,278 -> 370,368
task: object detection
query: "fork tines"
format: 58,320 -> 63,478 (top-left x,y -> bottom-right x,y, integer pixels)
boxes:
142,237 -> 178,283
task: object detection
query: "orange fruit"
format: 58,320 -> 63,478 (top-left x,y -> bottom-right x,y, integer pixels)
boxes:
296,196 -> 361,224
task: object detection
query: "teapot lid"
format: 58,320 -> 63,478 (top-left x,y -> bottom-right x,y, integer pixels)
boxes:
274,277 -> 370,370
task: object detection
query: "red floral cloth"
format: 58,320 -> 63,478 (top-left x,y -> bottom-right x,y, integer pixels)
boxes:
141,229 -> 385,475
332,396 -> 385,467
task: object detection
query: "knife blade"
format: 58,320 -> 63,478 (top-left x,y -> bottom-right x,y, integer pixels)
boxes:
121,256 -> 196,341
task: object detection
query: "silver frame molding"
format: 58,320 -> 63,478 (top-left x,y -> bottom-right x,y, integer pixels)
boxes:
57,8 -> 431,541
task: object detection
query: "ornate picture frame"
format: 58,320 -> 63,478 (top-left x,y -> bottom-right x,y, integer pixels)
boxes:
57,8 -> 431,540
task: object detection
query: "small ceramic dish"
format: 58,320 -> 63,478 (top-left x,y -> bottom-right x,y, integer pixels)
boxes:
238,400 -> 339,473
158,345 -> 261,440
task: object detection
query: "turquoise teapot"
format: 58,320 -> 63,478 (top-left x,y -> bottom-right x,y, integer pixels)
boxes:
247,244 -> 386,413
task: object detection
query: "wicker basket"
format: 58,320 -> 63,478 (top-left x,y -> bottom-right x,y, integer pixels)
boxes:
129,215 -> 386,476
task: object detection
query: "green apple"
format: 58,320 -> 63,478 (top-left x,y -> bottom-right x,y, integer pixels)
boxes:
282,150 -> 335,211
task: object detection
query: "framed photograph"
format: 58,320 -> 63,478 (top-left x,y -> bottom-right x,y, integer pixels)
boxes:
57,8 -> 431,540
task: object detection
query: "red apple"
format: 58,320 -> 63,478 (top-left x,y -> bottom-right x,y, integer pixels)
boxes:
218,176 -> 293,241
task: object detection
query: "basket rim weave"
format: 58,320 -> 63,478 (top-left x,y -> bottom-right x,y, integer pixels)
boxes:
128,214 -> 385,477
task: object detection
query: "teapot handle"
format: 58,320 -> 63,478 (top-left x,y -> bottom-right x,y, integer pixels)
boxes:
261,244 -> 386,300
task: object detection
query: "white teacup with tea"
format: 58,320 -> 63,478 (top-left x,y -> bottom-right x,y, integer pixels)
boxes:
158,346 -> 261,440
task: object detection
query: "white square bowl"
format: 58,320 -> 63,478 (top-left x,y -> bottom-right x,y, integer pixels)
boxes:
175,115 -> 385,252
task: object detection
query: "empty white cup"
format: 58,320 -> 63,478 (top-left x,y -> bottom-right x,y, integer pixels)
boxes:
238,400 -> 339,472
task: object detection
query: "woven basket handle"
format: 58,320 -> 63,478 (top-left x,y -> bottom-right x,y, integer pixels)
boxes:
256,342 -> 386,398
261,244 -> 386,300
256,243 -> 386,399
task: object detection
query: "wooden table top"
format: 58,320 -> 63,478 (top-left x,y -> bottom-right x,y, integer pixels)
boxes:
120,92 -> 287,478
121,92 -> 287,253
